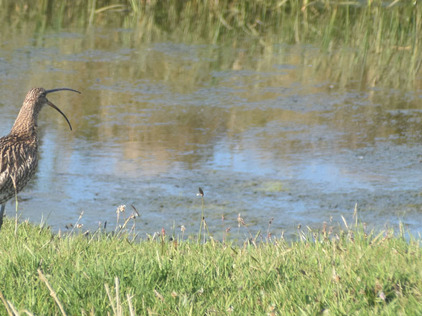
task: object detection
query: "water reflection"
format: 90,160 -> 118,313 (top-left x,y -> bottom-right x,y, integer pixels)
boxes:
0,23 -> 421,239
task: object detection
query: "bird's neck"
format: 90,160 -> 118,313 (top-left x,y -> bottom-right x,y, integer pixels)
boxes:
10,103 -> 39,137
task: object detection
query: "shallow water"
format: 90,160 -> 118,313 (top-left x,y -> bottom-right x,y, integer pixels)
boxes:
0,25 -> 421,239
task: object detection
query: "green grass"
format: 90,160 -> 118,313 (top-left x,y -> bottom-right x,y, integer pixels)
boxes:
0,217 -> 421,315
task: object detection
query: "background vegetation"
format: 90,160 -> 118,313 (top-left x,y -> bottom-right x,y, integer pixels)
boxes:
1,0 -> 420,89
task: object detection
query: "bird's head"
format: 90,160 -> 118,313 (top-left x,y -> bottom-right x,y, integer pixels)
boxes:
24,87 -> 81,131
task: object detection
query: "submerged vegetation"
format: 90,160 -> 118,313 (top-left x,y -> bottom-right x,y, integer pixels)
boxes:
0,215 -> 421,315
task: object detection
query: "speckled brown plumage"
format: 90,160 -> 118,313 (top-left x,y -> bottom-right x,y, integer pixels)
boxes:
0,87 -> 80,230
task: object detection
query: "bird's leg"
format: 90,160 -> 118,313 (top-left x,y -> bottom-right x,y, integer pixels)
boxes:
0,204 -> 5,231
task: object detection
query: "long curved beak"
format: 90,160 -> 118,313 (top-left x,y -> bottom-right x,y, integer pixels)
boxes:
45,88 -> 81,131
47,101 -> 73,131
46,88 -> 81,95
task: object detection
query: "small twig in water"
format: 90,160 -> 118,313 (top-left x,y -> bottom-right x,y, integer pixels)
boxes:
197,187 -> 205,242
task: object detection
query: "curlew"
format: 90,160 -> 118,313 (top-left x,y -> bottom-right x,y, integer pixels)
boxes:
0,87 -> 80,230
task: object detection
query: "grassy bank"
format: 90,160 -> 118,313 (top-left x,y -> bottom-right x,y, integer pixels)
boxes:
0,217 -> 421,315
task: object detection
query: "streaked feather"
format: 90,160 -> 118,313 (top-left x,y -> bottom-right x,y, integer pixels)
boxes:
0,133 -> 38,204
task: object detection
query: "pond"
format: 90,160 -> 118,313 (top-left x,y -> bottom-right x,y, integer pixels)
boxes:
0,2 -> 421,239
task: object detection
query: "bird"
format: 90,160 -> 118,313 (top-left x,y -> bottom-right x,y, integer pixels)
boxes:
0,87 -> 80,230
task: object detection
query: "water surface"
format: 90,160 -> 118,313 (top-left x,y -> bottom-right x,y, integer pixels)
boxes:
1,10 -> 421,239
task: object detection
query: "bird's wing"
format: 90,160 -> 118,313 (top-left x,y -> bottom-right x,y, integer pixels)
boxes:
0,136 -> 13,176
0,135 -> 36,189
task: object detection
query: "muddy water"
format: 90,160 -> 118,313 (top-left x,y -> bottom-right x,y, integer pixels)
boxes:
0,27 -> 421,239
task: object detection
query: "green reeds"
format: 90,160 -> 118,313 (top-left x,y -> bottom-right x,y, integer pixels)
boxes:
0,1 -> 418,90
